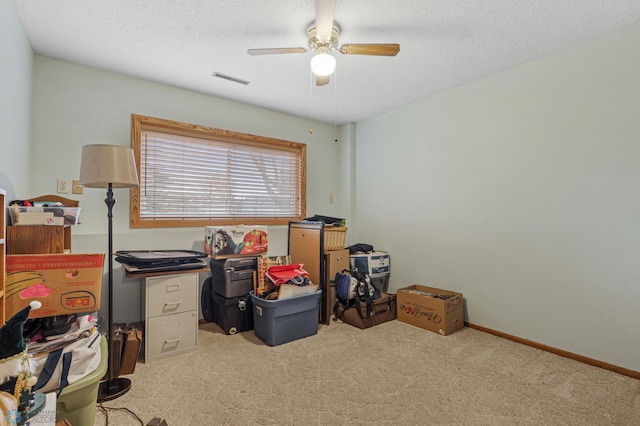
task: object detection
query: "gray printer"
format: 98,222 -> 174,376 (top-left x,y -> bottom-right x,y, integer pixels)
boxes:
209,257 -> 258,298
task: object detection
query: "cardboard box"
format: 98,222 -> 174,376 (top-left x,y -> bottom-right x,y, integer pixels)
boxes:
5,253 -> 104,319
396,285 -> 464,335
204,225 -> 268,259
350,251 -> 390,276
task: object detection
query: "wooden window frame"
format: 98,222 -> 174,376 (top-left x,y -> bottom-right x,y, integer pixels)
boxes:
130,114 -> 306,228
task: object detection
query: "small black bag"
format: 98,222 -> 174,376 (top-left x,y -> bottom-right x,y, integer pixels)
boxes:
24,314 -> 78,341
347,243 -> 374,254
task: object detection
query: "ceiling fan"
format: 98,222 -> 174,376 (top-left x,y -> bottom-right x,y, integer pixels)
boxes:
247,0 -> 400,86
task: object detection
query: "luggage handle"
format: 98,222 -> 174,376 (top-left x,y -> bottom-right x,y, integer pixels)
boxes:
377,296 -> 392,313
357,295 -> 392,318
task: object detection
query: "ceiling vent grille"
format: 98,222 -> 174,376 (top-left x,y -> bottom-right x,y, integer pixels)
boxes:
212,72 -> 250,85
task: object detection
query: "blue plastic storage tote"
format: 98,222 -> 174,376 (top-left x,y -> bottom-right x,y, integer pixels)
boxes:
249,290 -> 322,346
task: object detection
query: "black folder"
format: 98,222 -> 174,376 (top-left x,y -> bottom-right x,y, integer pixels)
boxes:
115,250 -> 209,273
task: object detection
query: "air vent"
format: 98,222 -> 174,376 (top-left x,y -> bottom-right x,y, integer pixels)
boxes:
212,72 -> 250,85
367,105 -> 394,116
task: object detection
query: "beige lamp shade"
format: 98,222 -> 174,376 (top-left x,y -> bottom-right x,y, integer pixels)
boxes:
79,144 -> 139,188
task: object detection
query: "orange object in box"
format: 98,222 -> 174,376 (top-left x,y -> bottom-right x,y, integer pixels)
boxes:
5,253 -> 104,319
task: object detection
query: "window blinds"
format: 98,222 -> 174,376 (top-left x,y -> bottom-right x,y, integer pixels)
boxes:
140,131 -> 303,220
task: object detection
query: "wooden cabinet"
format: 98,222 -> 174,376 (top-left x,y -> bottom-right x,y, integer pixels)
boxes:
6,225 -> 71,254
142,272 -> 199,362
1,188 -> 6,325
289,221 -> 325,322
288,221 -> 349,324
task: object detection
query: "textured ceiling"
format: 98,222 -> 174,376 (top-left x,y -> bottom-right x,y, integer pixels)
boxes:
13,0 -> 640,125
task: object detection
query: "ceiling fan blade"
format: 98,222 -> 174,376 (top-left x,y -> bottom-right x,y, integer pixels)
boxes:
315,0 -> 336,39
316,75 -> 330,86
247,47 -> 307,55
339,43 -> 400,56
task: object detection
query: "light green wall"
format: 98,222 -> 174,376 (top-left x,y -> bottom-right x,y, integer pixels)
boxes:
30,56 -> 346,236
29,56 -> 350,324
0,0 -> 32,198
354,22 -> 640,371
4,0 -> 639,372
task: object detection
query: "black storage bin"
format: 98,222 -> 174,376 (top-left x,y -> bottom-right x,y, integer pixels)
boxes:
210,257 -> 258,298
212,292 -> 254,335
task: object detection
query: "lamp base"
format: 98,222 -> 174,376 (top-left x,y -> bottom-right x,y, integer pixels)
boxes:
97,377 -> 131,402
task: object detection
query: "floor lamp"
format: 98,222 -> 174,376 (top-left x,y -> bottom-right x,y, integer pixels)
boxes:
79,144 -> 139,402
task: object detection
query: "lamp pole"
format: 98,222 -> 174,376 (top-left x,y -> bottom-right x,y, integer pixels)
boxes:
79,144 -> 138,402
97,183 -> 131,402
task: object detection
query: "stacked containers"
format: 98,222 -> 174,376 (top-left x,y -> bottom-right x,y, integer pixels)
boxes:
349,251 -> 390,292
208,257 -> 257,334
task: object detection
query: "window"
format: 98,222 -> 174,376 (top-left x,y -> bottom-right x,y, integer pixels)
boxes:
130,114 -> 306,228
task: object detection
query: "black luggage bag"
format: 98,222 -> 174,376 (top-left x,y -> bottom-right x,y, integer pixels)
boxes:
334,292 -> 397,329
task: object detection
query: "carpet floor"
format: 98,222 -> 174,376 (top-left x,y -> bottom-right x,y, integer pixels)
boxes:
94,320 -> 640,425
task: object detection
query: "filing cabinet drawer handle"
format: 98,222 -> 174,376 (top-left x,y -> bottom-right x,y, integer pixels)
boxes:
166,284 -> 180,292
164,300 -> 181,308
164,337 -> 181,345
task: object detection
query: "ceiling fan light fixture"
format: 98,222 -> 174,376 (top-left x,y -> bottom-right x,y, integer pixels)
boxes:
310,53 -> 336,76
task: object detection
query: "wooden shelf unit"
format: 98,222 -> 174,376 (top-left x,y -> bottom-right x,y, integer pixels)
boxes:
6,225 -> 71,254
5,194 -> 78,255
1,188 -> 6,325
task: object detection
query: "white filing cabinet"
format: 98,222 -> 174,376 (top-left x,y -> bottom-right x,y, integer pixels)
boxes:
143,272 -> 199,362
